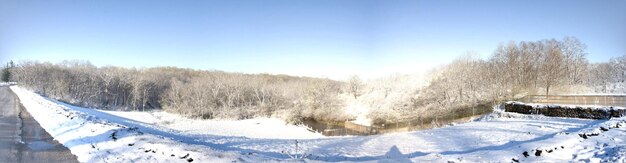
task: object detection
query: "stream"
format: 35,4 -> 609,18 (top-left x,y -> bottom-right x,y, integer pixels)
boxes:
303,104 -> 494,136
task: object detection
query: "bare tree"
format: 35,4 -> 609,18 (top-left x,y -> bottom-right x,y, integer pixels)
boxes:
589,63 -> 615,93
347,75 -> 362,99
561,37 -> 588,85
540,39 -> 566,96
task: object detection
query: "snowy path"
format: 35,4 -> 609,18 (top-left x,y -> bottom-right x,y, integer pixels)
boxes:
11,86 -> 626,162
0,86 -> 78,162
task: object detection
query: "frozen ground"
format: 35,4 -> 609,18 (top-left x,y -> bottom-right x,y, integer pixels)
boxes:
98,110 -> 324,139
11,86 -> 626,162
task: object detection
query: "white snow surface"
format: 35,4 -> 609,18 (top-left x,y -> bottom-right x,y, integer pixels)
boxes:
0,82 -> 15,86
344,102 -> 372,126
11,86 -> 256,162
99,110 -> 324,139
11,86 -> 626,162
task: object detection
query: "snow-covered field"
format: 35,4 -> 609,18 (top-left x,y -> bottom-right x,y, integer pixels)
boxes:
95,110 -> 325,139
11,86 -> 626,162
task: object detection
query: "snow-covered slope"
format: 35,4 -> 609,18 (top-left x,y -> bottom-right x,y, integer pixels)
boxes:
97,110 -> 324,139
11,86 -> 626,162
11,86 -> 254,162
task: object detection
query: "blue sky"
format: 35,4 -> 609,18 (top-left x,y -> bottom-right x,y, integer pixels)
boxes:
1,0 -> 625,80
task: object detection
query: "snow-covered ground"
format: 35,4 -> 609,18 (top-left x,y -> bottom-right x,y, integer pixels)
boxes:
11,86 -> 626,162
97,110 -> 324,139
11,86 -> 254,162
0,82 -> 16,86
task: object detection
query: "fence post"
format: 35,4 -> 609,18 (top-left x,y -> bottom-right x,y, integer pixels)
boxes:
612,96 -> 615,106
472,106 -> 475,117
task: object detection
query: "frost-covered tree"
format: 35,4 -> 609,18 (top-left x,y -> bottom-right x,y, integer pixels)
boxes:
561,37 -> 588,85
539,39 -> 566,96
589,63 -> 616,93
9,60 -> 347,122
347,75 -> 362,99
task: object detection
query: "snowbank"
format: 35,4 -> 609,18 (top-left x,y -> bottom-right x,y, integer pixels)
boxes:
10,86 -> 250,162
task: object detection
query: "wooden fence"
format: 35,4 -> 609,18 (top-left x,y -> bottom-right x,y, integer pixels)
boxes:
520,95 -> 626,107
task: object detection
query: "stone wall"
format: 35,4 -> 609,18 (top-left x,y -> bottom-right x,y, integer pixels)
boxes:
505,102 -> 626,119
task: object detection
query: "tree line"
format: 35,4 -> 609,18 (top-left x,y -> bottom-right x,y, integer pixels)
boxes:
364,37 -> 626,124
8,60 -> 348,123
6,37 -> 625,125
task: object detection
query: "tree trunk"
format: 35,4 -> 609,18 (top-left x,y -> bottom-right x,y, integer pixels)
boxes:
545,85 -> 550,103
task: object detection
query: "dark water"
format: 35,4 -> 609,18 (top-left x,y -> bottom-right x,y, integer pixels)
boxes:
302,120 -> 370,136
303,104 -> 494,136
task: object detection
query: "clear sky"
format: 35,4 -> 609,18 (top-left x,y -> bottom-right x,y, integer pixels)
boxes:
1,0 -> 625,80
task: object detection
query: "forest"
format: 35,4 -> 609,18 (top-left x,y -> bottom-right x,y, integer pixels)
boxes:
362,37 -> 626,124
4,37 -> 626,124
